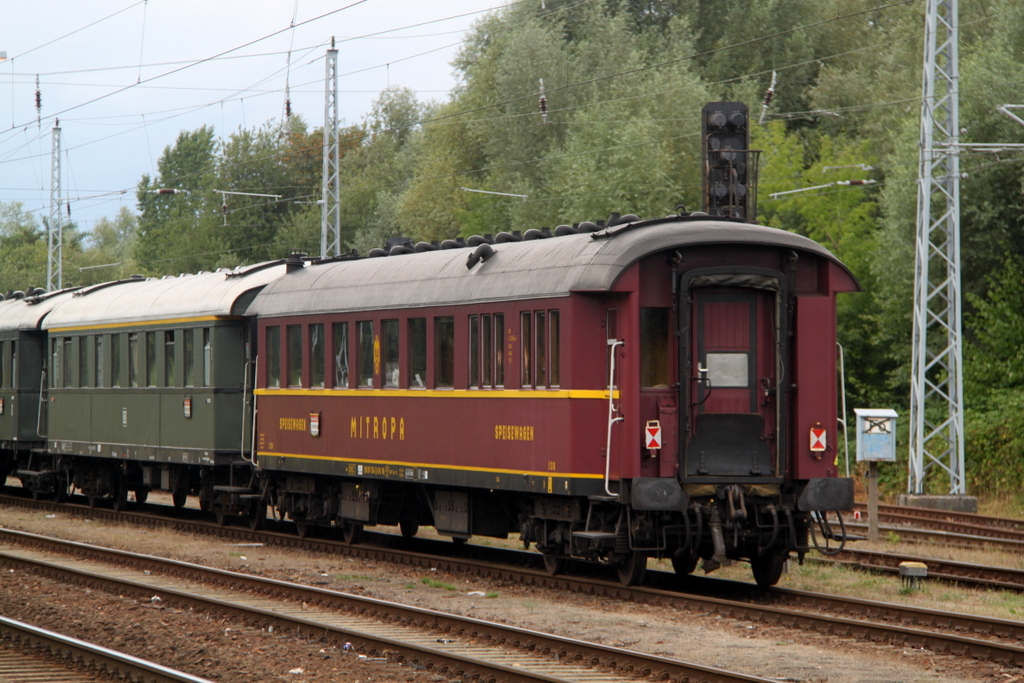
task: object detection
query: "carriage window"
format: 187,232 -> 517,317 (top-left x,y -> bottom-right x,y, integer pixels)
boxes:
202,328 -> 212,387
266,326 -> 281,388
469,315 -> 480,389
63,337 -> 73,388
332,322 -> 349,388
706,352 -> 748,388
434,316 -> 454,388
79,337 -> 89,388
145,332 -> 157,387
357,321 -> 374,387
482,314 -> 492,387
287,325 -> 302,387
9,341 -> 14,388
495,314 -> 505,387
111,335 -> 121,387
50,340 -> 58,388
95,336 -> 104,387
128,333 -> 139,388
408,318 -> 426,388
310,323 -> 325,388
0,341 -> 5,388
640,307 -> 670,389
164,331 -> 175,387
549,310 -> 560,387
520,312 -> 532,387
382,319 -> 399,388
535,311 -> 547,388
184,329 -> 195,387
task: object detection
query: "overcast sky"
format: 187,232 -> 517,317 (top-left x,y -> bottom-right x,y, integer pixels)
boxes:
0,1 -> 508,230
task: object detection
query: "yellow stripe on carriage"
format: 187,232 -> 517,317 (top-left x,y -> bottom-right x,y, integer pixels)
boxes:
254,387 -> 617,400
254,451 -> 605,479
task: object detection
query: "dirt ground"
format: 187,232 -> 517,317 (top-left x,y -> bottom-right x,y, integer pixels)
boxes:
0,503 -> 1019,683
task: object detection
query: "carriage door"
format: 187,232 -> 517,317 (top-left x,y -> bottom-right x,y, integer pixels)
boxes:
685,286 -> 778,478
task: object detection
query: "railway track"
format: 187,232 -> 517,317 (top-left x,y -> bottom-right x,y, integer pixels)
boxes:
842,520 -> 1024,551
2,500 -> 1024,672
0,614 -> 213,683
854,502 -> 1024,534
0,527 -> 771,683
813,547 -> 1024,591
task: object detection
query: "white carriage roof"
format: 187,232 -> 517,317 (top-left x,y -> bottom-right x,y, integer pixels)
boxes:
0,289 -> 79,333
40,263 -> 288,331
248,217 -> 854,318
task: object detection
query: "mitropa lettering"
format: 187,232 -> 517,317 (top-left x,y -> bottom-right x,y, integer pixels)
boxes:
279,417 -> 307,431
494,424 -> 535,441
350,416 -> 406,440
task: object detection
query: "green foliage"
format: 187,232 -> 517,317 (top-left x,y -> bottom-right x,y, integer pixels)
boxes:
0,203 -> 48,293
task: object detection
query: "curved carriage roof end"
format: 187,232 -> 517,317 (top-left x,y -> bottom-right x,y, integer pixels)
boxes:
41,263 -> 289,332
0,289 -> 81,333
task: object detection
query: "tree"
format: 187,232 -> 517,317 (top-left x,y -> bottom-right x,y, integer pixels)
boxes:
0,202 -> 47,294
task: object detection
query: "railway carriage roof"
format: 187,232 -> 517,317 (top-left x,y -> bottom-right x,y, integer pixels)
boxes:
0,289 -> 79,332
39,264 -> 288,331
248,218 -> 856,318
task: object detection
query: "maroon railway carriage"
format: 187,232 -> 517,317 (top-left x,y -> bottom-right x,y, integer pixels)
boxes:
245,214 -> 858,586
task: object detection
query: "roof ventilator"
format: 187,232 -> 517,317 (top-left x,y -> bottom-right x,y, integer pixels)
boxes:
466,243 -> 495,269
285,252 -> 306,273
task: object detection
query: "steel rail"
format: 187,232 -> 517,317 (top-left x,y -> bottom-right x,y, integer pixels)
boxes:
0,614 -> 215,683
843,520 -> 1024,551
0,529 -> 769,683
851,501 -> 1024,532
811,547 -> 1024,592
852,503 -> 1024,540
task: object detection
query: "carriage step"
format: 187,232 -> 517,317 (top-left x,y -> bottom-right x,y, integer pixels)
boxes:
572,531 -> 617,540
212,486 -> 254,494
587,495 -> 619,503
236,494 -> 263,501
15,469 -> 53,478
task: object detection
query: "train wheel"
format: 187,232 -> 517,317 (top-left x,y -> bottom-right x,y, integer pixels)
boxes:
293,514 -> 308,538
750,550 -> 787,588
111,478 -> 128,512
399,520 -> 418,538
342,520 -> 363,545
87,495 -> 100,508
541,552 -> 564,576
616,552 -> 647,586
248,500 -> 267,531
172,491 -> 188,508
671,552 -> 700,577
53,474 -> 69,503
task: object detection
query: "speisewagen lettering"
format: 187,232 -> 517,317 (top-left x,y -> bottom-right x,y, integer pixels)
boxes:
494,424 -> 534,441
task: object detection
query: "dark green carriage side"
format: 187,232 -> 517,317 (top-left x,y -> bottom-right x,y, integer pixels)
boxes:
35,265 -> 287,506
45,322 -> 249,466
0,291 -> 79,483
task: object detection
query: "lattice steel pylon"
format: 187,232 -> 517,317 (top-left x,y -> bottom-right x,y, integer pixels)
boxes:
320,43 -> 341,259
47,122 -> 63,292
909,0 -> 964,495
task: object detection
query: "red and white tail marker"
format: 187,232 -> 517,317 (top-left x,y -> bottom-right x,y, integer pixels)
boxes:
645,420 -> 662,449
809,426 -> 827,452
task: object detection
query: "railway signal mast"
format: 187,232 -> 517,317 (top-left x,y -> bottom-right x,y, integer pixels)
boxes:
321,40 -> 341,259
908,0 -> 967,502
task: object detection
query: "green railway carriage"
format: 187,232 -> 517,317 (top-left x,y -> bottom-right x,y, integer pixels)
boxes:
36,264 -> 286,509
0,289 -> 77,494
